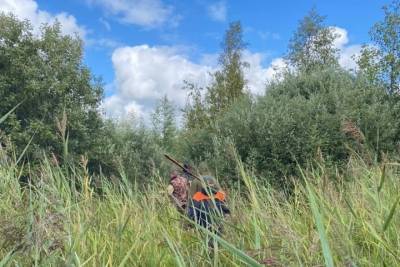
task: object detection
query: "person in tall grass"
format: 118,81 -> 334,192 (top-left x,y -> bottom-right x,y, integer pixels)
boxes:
187,175 -> 230,235
167,170 -> 189,212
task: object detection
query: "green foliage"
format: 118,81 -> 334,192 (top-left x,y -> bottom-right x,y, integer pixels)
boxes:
182,68 -> 398,188
356,0 -> 400,163
206,21 -> 247,120
182,81 -> 209,131
151,95 -> 177,152
95,119 -> 169,184
0,103 -> 20,125
180,5 -> 400,187
358,0 -> 400,94
184,21 -> 248,130
3,3 -> 400,265
0,14 -> 103,165
303,170 -> 334,267
287,8 -> 339,73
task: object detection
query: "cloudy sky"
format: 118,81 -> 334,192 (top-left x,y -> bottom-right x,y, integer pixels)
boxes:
0,0 -> 388,120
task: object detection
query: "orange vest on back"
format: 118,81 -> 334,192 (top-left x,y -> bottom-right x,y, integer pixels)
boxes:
192,191 -> 226,202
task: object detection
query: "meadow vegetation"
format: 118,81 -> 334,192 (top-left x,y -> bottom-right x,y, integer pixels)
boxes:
0,150 -> 399,266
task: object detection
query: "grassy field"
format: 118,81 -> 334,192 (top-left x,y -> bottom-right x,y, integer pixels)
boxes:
0,154 -> 399,266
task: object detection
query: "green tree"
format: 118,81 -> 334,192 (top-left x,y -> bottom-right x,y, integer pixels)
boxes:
0,14 -> 103,164
183,21 -> 248,131
287,8 -> 339,73
92,118 -> 169,184
151,95 -> 177,151
214,68 -> 395,188
358,1 -> 400,95
182,81 -> 209,130
206,21 -> 248,121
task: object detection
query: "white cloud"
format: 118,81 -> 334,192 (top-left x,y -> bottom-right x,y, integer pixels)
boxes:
339,44 -> 362,70
331,26 -> 362,70
208,1 -> 227,22
258,31 -> 281,41
102,94 -> 146,120
200,53 -> 219,67
0,0 -> 86,38
88,0 -> 176,28
103,45 -> 286,119
103,45 -> 213,119
242,51 -> 286,95
99,17 -> 111,31
112,45 -> 212,103
86,38 -> 123,49
331,26 -> 349,49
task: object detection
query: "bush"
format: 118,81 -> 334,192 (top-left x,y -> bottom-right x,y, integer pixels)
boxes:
182,68 -> 400,189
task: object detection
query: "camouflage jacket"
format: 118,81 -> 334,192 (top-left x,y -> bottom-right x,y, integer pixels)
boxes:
169,175 -> 188,206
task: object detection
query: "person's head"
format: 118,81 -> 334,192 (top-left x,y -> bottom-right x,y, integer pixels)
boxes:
201,175 -> 219,195
183,161 -> 191,171
170,170 -> 178,180
198,162 -> 210,175
183,161 -> 194,180
183,166 -> 190,174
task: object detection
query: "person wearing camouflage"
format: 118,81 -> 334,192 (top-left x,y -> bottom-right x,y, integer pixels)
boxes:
167,170 -> 189,212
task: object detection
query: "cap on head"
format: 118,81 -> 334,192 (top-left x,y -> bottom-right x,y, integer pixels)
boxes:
200,175 -> 219,195
203,175 -> 218,187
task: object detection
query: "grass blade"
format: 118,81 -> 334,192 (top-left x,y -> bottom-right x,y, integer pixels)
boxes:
212,233 -> 262,266
16,134 -> 35,165
196,224 -> 262,267
305,180 -> 334,267
118,243 -> 135,267
377,164 -> 386,193
0,250 -> 14,267
163,233 -> 186,267
0,103 -> 21,125
382,195 -> 400,232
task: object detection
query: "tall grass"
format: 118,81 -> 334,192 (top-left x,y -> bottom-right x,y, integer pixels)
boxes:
0,153 -> 399,266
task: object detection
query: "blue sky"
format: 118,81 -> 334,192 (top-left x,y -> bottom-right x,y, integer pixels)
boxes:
0,0 -> 389,120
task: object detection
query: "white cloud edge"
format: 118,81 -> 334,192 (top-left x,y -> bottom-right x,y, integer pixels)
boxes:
0,0 -> 86,39
87,0 -> 178,28
332,26 -> 362,70
0,0 -> 125,50
208,1 -> 227,22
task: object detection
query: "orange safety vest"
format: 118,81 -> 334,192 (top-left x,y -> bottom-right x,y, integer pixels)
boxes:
192,191 -> 226,202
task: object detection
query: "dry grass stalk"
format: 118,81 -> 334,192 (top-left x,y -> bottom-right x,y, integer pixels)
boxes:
341,120 -> 365,143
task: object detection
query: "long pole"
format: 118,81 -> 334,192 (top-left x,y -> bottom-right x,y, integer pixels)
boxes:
164,154 -> 201,181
